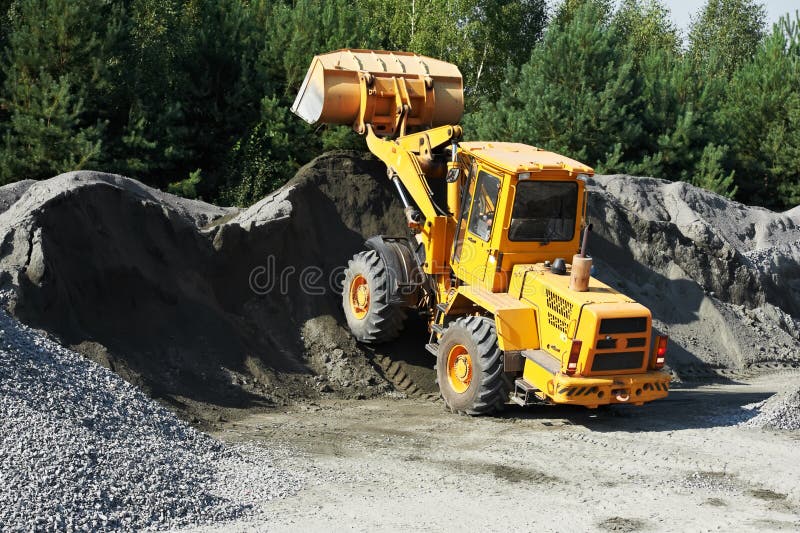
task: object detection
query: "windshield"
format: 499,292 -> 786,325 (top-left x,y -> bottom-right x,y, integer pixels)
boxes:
508,180 -> 578,242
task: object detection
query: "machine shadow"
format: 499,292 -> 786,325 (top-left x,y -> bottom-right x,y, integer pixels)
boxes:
496,385 -> 772,432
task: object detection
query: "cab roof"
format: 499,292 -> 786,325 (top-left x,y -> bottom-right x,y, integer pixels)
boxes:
459,141 -> 594,176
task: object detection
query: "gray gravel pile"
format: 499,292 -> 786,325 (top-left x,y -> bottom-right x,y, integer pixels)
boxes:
587,174 -> 800,372
0,296 -> 303,531
740,385 -> 800,430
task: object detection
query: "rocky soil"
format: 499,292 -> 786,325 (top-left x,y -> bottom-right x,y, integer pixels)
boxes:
201,375 -> 800,532
742,383 -> 800,430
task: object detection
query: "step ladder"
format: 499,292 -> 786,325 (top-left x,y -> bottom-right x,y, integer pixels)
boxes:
425,302 -> 449,356
510,378 -> 542,406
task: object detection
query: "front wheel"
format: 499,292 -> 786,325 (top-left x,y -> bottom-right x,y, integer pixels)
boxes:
435,316 -> 509,415
342,250 -> 406,344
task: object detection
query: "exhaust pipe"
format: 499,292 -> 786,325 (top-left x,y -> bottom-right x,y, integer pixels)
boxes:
570,224 -> 593,292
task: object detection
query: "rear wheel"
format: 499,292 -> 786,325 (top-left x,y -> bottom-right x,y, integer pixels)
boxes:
435,316 -> 510,415
342,250 -> 406,344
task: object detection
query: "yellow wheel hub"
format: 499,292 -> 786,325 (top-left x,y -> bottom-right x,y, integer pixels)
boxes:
446,344 -> 473,394
349,274 -> 370,320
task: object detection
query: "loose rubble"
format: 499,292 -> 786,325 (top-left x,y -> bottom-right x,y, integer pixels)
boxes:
0,295 -> 304,531
740,386 -> 800,430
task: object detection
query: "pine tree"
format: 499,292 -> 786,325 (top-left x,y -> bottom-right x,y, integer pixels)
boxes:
0,0 -> 109,182
716,13 -> 800,209
692,143 -> 737,198
466,0 -> 641,171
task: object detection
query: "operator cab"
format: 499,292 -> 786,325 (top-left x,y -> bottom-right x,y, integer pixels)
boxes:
452,142 -> 594,291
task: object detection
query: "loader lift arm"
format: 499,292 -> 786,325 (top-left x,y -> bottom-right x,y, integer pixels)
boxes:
292,49 -> 465,274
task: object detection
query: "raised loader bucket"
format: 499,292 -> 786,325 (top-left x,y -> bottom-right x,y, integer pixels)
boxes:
291,49 -> 463,137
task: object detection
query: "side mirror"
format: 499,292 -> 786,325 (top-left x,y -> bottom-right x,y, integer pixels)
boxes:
446,163 -> 461,183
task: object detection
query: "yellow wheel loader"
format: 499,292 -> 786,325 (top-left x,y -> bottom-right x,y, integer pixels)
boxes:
292,50 -> 671,414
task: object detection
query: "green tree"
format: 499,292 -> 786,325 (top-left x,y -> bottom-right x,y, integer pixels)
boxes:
716,13 -> 800,208
219,96 -> 307,206
103,0 -> 276,194
614,0 -> 679,58
688,0 -> 767,76
360,0 -> 546,101
467,0 -> 640,171
0,72 -> 101,180
266,0 -> 377,95
692,143 -> 737,198
0,0 -> 111,181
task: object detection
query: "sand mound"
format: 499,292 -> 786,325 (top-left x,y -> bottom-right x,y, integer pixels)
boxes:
0,152 -> 798,414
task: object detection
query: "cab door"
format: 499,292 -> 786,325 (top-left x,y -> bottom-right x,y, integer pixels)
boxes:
453,167 -> 502,285
451,158 -> 477,265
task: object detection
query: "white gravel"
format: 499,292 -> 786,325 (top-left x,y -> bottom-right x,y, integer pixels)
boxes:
0,296 -> 304,531
741,386 -> 800,430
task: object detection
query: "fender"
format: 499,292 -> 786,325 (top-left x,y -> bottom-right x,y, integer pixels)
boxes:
365,236 -> 423,308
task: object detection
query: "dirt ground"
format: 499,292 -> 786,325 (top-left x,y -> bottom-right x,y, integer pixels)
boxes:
198,372 -> 800,532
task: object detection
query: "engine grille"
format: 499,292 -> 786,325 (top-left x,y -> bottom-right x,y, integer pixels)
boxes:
591,351 -> 645,371
546,289 -> 573,319
548,312 -> 568,334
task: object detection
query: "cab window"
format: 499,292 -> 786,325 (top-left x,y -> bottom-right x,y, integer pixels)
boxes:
508,180 -> 577,242
467,171 -> 501,241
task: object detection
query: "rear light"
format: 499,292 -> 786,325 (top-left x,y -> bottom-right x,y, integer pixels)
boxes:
654,335 -> 668,369
565,340 -> 582,375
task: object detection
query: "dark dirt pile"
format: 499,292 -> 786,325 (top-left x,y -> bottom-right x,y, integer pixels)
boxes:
0,152 -> 798,417
0,153 -> 408,420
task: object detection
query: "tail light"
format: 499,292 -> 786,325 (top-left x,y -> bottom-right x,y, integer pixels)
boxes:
565,340 -> 582,375
653,335 -> 668,369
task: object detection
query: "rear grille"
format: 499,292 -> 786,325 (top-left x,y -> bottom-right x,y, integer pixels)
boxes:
626,337 -> 647,348
596,338 -> 617,349
599,317 -> 647,334
548,312 -> 568,334
591,351 -> 645,371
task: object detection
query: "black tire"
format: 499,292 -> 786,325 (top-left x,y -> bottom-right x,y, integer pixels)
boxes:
435,316 -> 510,415
342,250 -> 406,344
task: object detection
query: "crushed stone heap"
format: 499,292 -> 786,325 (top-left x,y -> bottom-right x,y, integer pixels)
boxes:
741,385 -> 800,430
587,175 -> 800,372
0,296 -> 303,530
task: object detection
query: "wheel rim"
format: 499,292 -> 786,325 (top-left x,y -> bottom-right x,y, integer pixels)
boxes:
349,274 -> 370,319
446,344 -> 473,394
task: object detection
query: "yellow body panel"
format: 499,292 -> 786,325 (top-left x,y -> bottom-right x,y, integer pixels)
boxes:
456,286 -> 539,351
459,142 -> 594,176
